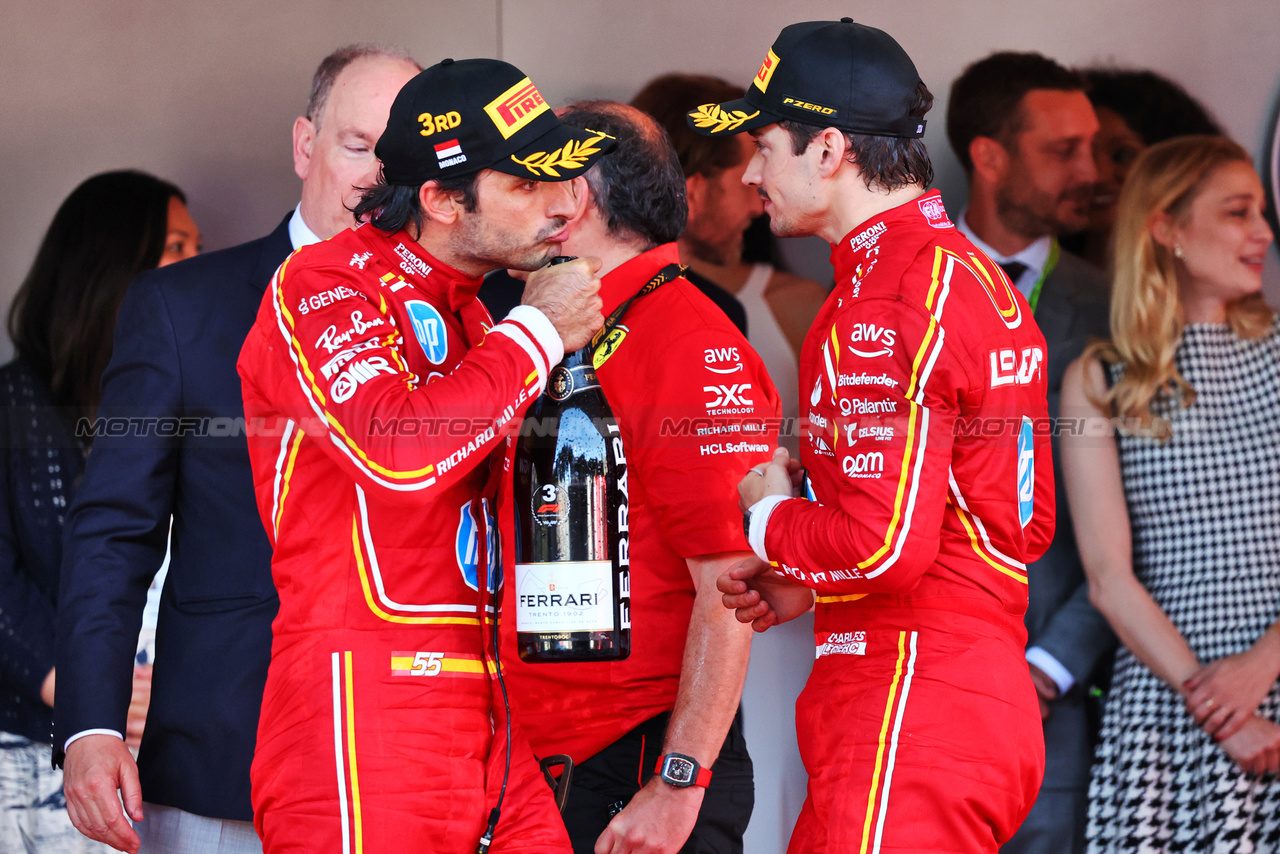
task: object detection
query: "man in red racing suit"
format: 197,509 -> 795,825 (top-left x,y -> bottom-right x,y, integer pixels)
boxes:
694,20 -> 1056,854
237,58 -> 614,854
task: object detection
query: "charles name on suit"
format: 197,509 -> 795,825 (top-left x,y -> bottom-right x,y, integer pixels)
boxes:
54,45 -> 421,854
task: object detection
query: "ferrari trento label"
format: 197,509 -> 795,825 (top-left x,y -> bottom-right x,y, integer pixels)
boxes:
484,76 -> 549,139
515,561 -> 614,632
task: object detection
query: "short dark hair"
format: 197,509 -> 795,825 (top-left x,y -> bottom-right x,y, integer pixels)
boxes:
1082,68 -> 1221,146
946,52 -> 1086,174
352,170 -> 478,235
306,44 -> 419,129
9,170 -> 184,424
780,83 -> 935,192
631,74 -> 747,178
559,101 -> 688,248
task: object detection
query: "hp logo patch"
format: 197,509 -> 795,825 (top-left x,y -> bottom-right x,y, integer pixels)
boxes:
1017,416 -> 1034,528
406,300 -> 448,365
456,499 -> 499,592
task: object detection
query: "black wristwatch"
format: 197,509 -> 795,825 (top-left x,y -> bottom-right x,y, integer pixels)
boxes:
654,752 -> 712,788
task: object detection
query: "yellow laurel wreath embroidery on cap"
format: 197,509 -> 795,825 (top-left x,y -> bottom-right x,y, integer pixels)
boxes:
511,133 -> 607,178
689,103 -> 760,134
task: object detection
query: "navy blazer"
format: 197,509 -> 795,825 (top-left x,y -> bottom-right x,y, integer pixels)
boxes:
54,215 -> 291,821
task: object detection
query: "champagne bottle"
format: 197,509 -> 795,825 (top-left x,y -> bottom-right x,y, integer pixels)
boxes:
513,345 -> 631,662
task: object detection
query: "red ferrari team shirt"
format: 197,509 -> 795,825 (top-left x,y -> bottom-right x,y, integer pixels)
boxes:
501,243 -> 781,764
752,190 -> 1055,627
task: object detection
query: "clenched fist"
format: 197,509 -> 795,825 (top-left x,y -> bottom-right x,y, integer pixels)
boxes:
522,256 -> 605,352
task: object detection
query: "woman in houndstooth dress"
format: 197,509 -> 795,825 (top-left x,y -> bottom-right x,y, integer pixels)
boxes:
1062,135 -> 1280,852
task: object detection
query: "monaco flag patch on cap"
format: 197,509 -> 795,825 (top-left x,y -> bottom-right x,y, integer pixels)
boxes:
434,139 -> 466,168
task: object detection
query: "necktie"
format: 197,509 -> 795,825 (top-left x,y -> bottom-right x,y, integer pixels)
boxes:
999,261 -> 1028,284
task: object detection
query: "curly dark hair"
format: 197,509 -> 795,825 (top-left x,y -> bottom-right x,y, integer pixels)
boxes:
1082,68 -> 1221,145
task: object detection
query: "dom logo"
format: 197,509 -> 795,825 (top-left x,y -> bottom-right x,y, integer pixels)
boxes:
484,77 -> 549,139
456,499 -> 499,592
405,301 -> 448,365
1017,416 -> 1035,527
842,451 -> 884,478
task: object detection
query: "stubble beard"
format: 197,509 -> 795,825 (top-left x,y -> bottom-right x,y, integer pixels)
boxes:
995,177 -> 1090,240
450,207 -> 568,274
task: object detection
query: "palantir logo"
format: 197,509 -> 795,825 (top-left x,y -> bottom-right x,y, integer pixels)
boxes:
1017,416 -> 1034,527
457,499 -> 499,592
406,300 -> 448,365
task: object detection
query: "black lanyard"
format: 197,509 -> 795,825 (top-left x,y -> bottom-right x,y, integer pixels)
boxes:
590,263 -> 686,350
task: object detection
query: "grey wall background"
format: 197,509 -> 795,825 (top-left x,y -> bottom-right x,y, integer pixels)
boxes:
4,1 -> 1280,850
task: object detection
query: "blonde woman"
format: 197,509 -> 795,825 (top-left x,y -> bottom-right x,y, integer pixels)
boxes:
1061,135 -> 1280,849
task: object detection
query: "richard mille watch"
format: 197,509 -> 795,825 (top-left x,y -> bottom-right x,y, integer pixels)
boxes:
654,752 -> 712,789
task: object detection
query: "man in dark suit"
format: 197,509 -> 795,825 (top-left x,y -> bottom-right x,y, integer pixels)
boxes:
54,45 -> 420,854
947,52 -> 1114,854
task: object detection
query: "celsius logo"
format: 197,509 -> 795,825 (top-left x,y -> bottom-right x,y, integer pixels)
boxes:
849,323 -> 897,358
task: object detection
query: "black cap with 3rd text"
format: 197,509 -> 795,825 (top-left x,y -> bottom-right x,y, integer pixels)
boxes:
376,57 -> 616,185
686,19 -> 926,139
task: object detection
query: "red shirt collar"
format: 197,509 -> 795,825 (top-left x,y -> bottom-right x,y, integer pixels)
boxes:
372,229 -> 485,312
829,188 -> 952,274
600,243 -> 682,316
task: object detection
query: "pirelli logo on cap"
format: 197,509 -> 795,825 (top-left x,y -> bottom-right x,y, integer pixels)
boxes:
485,76 -> 550,139
753,48 -> 780,93
782,97 -> 838,117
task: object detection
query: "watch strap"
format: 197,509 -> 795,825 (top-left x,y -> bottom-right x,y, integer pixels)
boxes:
654,753 -> 712,788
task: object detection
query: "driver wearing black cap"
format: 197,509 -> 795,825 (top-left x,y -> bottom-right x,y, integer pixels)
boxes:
703,20 -> 1055,854
238,57 -> 613,854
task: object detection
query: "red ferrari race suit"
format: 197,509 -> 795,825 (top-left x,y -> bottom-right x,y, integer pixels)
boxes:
238,224 -> 571,854
499,244 -> 779,847
747,191 -> 1056,854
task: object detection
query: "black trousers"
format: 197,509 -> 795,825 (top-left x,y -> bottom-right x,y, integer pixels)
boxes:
558,709 -> 754,854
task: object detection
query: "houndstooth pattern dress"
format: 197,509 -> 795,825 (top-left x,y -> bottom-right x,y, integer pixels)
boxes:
1088,323 -> 1280,852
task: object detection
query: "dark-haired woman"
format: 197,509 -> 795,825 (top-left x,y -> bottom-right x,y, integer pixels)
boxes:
0,170 -> 197,851
1065,68 -> 1222,269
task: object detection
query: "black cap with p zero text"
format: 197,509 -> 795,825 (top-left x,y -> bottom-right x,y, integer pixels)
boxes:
376,57 -> 615,185
687,19 -> 926,139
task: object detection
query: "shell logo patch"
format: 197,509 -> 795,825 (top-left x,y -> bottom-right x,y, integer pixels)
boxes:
754,49 -> 780,93
485,77 -> 549,139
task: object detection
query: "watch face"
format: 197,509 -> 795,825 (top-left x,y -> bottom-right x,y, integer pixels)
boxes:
665,757 -> 695,783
